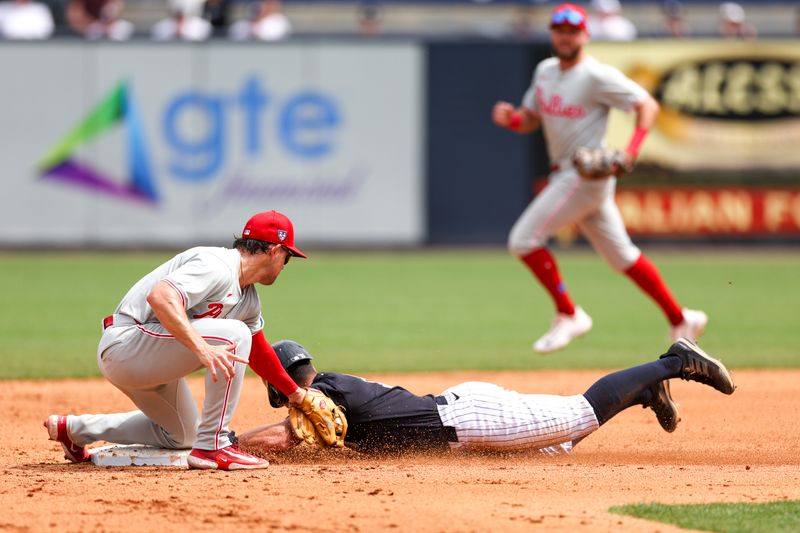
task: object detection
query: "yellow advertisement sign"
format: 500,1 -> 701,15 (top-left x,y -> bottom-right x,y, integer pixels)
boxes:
587,41 -> 800,173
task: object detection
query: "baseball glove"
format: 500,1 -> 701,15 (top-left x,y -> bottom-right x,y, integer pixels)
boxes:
572,147 -> 632,180
291,388 -> 348,448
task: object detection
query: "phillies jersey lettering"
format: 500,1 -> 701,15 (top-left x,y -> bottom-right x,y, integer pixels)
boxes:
535,87 -> 586,118
193,303 -> 224,319
522,56 -> 648,165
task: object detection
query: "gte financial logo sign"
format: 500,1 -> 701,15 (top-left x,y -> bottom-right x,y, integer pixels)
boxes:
38,76 -> 342,204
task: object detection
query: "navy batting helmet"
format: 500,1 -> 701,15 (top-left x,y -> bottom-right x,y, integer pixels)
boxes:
267,340 -> 314,408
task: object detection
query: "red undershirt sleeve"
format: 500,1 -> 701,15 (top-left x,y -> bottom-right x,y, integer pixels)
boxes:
248,330 -> 298,396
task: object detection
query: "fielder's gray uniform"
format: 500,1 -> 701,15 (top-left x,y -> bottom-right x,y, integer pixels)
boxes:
436,382 -> 599,454
68,247 -> 263,451
508,56 -> 648,271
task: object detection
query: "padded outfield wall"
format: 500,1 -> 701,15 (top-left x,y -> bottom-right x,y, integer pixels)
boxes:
0,42 -> 425,247
1,40 -> 798,247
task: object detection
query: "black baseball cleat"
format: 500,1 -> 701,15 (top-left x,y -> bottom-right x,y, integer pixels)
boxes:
644,380 -> 680,433
661,337 -> 736,395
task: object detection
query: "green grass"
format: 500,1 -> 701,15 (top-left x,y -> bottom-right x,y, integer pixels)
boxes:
610,501 -> 800,533
1,249 -> 798,378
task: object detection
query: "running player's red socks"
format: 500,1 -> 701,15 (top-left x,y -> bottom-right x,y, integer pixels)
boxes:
521,248 -> 576,315
624,254 -> 684,326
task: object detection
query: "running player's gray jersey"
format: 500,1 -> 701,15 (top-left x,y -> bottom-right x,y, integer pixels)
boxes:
521,56 -> 648,166
114,247 -> 263,333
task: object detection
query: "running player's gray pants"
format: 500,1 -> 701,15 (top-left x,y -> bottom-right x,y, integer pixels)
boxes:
68,317 -> 252,451
436,382 -> 599,453
508,169 -> 641,271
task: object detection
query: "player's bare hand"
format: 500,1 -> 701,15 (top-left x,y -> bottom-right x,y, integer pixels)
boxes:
197,343 -> 248,383
492,101 -> 517,127
287,387 -> 306,406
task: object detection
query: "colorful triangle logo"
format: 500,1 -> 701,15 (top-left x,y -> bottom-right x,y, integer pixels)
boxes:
38,81 -> 158,204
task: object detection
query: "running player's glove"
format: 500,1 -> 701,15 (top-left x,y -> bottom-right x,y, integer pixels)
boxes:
572,147 -> 632,180
289,388 -> 348,448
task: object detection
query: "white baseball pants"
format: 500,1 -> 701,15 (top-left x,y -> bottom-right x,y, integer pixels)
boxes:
436,381 -> 599,453
508,169 -> 641,271
67,317 -> 252,451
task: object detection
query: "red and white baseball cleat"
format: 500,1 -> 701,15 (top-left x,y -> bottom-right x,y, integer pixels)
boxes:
187,445 -> 269,471
44,415 -> 90,463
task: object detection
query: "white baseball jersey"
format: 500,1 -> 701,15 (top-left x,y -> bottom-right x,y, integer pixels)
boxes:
70,246 -> 266,452
115,246 -> 263,333
508,56 -> 646,268
521,56 -> 648,165
436,382 -> 599,454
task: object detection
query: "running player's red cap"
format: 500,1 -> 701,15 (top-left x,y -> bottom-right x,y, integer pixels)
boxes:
242,210 -> 307,258
550,3 -> 588,30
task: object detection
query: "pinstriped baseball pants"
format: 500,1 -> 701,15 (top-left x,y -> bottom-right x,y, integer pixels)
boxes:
436,381 -> 599,454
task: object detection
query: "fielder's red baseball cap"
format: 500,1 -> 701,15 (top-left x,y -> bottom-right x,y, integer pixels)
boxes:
550,3 -> 588,30
242,210 -> 307,259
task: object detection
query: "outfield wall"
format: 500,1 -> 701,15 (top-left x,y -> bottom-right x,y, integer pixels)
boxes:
0,42 -> 425,247
1,40 -> 798,247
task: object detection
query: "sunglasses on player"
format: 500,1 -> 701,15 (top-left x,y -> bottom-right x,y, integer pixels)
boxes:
550,9 -> 586,26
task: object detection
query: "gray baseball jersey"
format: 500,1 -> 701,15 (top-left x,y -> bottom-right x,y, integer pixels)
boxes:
68,246 -> 265,452
508,56 -> 647,270
115,246 -> 263,333
521,55 -> 647,166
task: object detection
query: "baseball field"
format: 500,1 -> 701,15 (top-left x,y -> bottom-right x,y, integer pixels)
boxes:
3,248 -> 799,532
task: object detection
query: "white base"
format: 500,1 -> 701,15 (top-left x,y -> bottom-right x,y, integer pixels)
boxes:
89,445 -> 189,467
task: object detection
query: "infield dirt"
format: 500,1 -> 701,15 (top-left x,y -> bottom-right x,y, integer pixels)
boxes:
3,369 -> 799,532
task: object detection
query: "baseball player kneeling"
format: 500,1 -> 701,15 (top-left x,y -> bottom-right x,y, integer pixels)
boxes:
44,211 -> 341,470
240,339 -> 735,455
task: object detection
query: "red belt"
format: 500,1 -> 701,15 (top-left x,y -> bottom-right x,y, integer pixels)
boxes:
103,315 -> 139,330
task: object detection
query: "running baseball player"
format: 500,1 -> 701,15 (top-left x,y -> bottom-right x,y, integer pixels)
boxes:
239,338 -> 735,455
44,210 -> 341,471
492,3 -> 707,354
